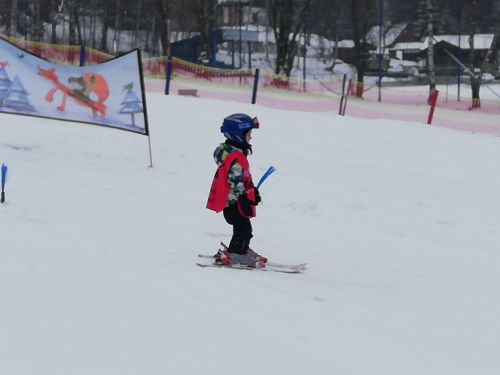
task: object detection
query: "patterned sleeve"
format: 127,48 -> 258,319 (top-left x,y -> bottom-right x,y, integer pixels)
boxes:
213,147 -> 223,164
227,161 -> 245,205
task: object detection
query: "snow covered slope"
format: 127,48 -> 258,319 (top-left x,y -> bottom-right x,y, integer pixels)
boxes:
1,93 -> 500,374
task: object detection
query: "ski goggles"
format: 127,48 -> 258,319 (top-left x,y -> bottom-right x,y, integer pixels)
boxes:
251,117 -> 260,129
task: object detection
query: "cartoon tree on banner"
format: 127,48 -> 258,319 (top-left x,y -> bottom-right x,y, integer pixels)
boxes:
0,62 -> 12,106
119,84 -> 143,127
4,76 -> 35,112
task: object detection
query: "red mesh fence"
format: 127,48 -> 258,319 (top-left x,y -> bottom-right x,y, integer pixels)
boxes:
3,35 -> 500,135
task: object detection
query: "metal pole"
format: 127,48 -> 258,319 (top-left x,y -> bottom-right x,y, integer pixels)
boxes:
147,134 -> 154,168
265,0 -> 269,61
303,7 -> 307,91
378,0 -> 383,102
165,55 -> 173,95
239,0 -> 242,69
457,0 -> 463,101
339,74 -> 347,115
252,68 -> 260,104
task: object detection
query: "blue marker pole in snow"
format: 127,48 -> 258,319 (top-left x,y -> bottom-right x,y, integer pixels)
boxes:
252,68 -> 260,104
79,44 -> 86,67
165,56 -> 173,95
257,166 -> 276,189
1,164 -> 7,203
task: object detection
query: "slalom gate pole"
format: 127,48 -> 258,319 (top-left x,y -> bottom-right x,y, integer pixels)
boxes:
1,164 -> 7,204
165,56 -> 173,95
79,44 -> 86,66
251,68 -> 260,104
427,89 -> 439,125
342,79 -> 353,116
339,74 -> 347,115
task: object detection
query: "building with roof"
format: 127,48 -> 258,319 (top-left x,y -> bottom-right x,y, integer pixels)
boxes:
390,34 -> 496,74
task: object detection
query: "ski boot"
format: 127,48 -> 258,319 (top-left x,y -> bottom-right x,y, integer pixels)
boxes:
228,249 -> 267,268
246,248 -> 268,267
214,248 -> 231,265
218,243 -> 267,268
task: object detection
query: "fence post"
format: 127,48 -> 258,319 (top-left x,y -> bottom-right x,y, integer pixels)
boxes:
339,74 -> 347,115
427,89 -> 439,125
165,55 -> 173,95
79,44 -> 86,66
251,68 -> 260,104
341,79 -> 353,116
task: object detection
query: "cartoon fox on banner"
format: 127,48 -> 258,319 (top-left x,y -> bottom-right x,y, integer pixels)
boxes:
0,37 -> 148,135
38,67 -> 110,118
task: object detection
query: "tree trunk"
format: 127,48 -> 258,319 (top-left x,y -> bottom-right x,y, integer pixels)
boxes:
32,0 -> 41,42
50,0 -> 58,44
113,0 -> 121,53
330,20 -> 339,71
68,2 -> 77,45
100,2 -> 109,53
134,0 -> 142,47
155,0 -> 171,57
470,75 -> 481,108
350,0 -> 366,97
468,0 -> 481,108
271,0 -> 309,77
426,0 -> 436,100
90,0 -> 97,49
73,5 -> 83,45
5,0 -> 17,35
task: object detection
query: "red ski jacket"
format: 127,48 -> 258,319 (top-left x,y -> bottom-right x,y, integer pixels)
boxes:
206,150 -> 256,218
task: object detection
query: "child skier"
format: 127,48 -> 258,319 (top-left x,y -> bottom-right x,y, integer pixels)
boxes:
206,113 -> 267,268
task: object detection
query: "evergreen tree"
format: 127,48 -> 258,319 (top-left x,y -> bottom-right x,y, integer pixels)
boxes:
0,64 -> 12,106
4,76 -> 35,112
119,87 -> 142,127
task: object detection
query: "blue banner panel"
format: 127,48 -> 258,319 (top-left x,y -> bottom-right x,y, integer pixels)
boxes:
0,38 -> 148,135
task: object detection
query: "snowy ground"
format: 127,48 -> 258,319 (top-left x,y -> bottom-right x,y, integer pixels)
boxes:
1,93 -> 500,375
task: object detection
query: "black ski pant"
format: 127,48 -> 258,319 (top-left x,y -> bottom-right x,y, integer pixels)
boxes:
223,204 -> 253,254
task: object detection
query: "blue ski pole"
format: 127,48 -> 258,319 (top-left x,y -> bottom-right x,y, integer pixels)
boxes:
257,166 -> 276,189
1,164 -> 7,203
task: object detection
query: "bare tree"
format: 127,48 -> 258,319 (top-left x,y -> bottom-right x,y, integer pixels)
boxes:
200,0 -> 217,63
464,0 -> 500,108
155,0 -> 172,56
349,0 -> 375,97
415,0 -> 437,100
425,0 -> 436,96
269,0 -> 310,76
49,0 -> 59,44
13,0 -> 19,37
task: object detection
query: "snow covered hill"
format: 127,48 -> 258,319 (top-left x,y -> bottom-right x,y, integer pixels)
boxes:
1,93 -> 500,375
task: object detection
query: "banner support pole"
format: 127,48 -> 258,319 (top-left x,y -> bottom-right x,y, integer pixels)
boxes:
147,134 -> 154,168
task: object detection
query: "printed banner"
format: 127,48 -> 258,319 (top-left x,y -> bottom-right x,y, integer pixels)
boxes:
0,37 -> 148,135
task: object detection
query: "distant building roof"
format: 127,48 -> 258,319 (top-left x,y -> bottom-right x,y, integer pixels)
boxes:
392,34 -> 494,52
367,22 -> 408,49
422,34 -> 494,50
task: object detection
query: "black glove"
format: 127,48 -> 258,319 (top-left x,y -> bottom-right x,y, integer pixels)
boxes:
238,194 -> 254,217
254,187 -> 261,205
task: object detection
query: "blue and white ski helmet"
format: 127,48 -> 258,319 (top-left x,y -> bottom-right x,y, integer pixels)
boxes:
221,113 -> 259,145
